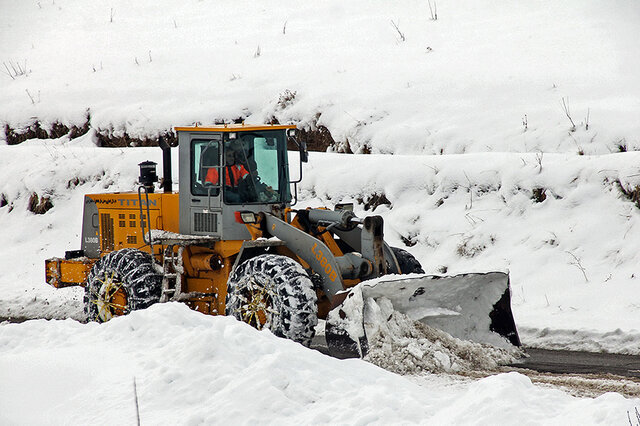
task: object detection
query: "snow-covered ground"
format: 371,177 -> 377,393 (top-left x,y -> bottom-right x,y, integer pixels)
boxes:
2,0 -> 640,422
1,303 -> 638,425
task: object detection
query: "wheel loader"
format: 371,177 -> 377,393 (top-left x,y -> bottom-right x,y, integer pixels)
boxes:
45,124 -> 520,357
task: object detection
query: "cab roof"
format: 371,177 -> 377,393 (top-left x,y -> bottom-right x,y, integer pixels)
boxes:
174,123 -> 296,133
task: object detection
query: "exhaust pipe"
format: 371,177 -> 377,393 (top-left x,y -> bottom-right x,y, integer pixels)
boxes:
159,136 -> 172,193
138,161 -> 158,193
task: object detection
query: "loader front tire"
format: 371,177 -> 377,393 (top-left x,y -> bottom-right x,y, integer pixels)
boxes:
225,254 -> 318,346
391,247 -> 425,274
84,248 -> 162,322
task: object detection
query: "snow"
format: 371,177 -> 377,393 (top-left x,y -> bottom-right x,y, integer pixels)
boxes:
0,303 -> 637,425
359,272 -> 518,349
363,296 -> 522,375
2,1 -> 640,154
2,0 -> 640,422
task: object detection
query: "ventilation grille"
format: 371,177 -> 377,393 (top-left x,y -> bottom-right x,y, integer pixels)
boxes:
194,212 -> 218,233
100,213 -> 115,251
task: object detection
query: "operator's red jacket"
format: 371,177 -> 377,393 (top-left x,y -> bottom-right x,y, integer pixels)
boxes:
206,165 -> 249,187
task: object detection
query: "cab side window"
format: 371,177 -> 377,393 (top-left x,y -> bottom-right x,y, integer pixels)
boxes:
191,139 -> 221,196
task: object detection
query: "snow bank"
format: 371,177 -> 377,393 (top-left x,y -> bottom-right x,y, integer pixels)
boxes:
0,303 -> 637,425
521,327 -> 640,355
299,151 -> 640,346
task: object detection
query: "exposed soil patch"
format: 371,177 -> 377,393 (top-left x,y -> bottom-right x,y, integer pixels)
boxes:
28,192 -> 53,214
0,316 -> 30,324
532,187 -> 547,203
4,113 -> 90,145
296,125 -> 337,152
95,129 -> 177,147
5,114 -> 339,152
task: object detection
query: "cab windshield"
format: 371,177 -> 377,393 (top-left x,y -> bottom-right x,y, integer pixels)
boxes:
192,130 -> 290,204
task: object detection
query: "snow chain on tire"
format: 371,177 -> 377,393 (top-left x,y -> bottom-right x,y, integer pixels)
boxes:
391,247 -> 425,274
84,248 -> 163,322
225,254 -> 318,346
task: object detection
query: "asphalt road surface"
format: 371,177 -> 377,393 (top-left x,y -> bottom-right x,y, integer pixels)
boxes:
311,334 -> 640,378
513,348 -> 640,379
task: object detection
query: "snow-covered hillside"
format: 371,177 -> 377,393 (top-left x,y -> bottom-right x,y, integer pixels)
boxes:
2,0 -> 640,422
2,0 -> 640,154
2,138 -> 640,353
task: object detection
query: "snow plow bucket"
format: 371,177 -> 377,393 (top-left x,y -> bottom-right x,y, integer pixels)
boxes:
325,272 -> 520,359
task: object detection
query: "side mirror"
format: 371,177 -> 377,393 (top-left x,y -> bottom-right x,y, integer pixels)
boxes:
287,129 -> 307,205
299,139 -> 308,163
287,129 -> 308,163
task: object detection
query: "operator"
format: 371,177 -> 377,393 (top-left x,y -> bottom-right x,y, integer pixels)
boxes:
205,146 -> 249,188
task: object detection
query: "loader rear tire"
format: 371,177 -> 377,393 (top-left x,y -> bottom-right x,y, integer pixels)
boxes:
225,254 -> 318,346
391,247 -> 425,274
84,248 -> 162,322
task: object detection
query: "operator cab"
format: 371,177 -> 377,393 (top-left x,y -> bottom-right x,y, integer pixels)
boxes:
176,124 -> 304,240
192,130 -> 289,204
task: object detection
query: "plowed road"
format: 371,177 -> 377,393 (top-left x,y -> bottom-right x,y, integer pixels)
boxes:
311,334 -> 640,378
514,348 -> 640,378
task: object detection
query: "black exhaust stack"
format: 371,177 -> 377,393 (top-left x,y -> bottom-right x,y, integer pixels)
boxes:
159,136 -> 172,193
138,160 -> 158,193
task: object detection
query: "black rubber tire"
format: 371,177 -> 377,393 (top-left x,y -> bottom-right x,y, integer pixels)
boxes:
225,254 -> 318,346
391,247 -> 425,274
84,248 -> 162,322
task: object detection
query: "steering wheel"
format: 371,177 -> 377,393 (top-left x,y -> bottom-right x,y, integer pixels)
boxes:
236,175 -> 259,201
194,180 -> 220,196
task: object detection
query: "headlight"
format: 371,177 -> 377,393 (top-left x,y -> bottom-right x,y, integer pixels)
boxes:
235,211 -> 257,224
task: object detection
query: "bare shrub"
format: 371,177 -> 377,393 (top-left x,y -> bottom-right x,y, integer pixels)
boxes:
617,139 -> 627,152
561,97 -> 577,132
2,60 -> 30,80
585,108 -> 590,130
401,233 -> 417,247
616,180 -> 640,209
357,192 -> 392,212
390,20 -> 405,42
277,89 -> 297,110
428,0 -> 438,20
566,251 -> 589,283
457,239 -> 486,258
